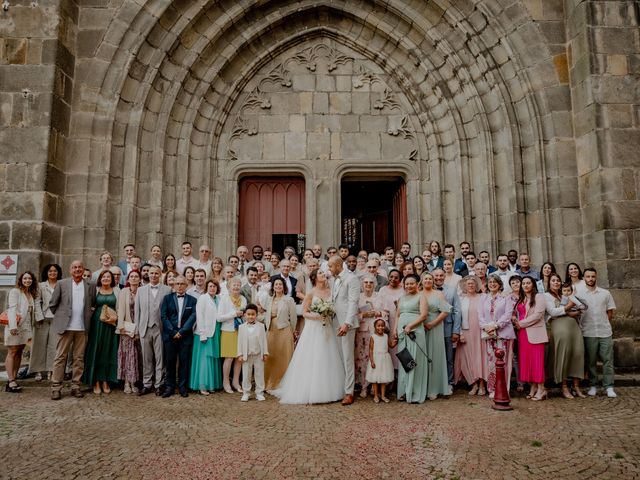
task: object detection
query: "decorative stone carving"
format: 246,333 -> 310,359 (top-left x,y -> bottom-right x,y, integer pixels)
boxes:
227,42 -> 420,162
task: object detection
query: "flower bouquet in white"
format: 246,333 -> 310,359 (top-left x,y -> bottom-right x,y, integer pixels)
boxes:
310,298 -> 336,326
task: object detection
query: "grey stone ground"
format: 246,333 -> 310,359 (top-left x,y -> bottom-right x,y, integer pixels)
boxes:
1,381 -> 639,479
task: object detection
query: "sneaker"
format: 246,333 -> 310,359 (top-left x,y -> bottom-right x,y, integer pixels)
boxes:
606,387 -> 617,398
256,394 -> 265,401
241,394 -> 250,402
587,387 -> 597,397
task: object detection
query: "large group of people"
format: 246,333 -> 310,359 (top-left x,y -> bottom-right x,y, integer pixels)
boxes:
2,240 -> 618,404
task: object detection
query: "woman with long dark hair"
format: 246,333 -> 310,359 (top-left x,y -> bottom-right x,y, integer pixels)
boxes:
31,264 -> 62,381
4,271 -> 43,392
513,276 -> 547,401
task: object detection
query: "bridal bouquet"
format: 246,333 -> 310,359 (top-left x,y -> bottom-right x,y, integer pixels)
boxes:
310,298 -> 336,326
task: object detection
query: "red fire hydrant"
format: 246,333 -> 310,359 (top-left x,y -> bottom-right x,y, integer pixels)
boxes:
492,347 -> 513,411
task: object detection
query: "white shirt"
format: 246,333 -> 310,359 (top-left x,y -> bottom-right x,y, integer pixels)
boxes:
246,323 -> 261,355
176,257 -> 195,275
177,295 -> 185,327
575,285 -> 616,338
68,280 -> 85,331
494,269 -> 515,293
149,283 -> 160,299
194,260 -> 212,278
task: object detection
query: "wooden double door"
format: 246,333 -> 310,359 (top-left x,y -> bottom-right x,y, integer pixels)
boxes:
238,177 -> 305,253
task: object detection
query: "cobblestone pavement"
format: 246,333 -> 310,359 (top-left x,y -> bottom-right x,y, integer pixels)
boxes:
1,383 -> 639,479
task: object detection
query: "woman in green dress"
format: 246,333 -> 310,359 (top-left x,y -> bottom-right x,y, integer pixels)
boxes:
421,272 -> 453,400
83,270 -> 119,394
397,274 -> 429,403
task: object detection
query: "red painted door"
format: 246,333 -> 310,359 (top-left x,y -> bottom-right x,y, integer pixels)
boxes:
238,177 -> 305,250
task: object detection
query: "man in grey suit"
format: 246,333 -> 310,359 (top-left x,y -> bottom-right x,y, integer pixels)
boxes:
49,260 -> 96,400
135,265 -> 171,395
328,256 -> 360,405
432,268 -> 462,389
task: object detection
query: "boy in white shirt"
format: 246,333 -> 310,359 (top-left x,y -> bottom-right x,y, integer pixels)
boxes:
237,304 -> 269,401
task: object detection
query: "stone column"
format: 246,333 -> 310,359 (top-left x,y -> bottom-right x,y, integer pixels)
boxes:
567,1 -> 640,338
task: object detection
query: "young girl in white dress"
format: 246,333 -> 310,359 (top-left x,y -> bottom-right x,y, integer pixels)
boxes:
366,318 -> 396,403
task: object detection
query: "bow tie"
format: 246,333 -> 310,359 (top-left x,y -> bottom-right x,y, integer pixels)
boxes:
436,287 -> 443,291
150,286 -> 159,289
177,294 -> 185,298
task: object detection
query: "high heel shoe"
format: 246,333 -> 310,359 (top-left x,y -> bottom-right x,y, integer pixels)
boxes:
526,387 -> 537,399
477,386 -> 486,396
102,382 -> 111,394
562,387 -> 574,399
532,390 -> 548,401
223,384 -> 234,394
468,384 -> 479,396
93,384 -> 102,395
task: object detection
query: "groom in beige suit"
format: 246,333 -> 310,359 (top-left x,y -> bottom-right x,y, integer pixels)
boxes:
328,256 -> 360,405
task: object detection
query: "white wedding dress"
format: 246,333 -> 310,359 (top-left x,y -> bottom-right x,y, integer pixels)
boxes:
272,296 -> 345,404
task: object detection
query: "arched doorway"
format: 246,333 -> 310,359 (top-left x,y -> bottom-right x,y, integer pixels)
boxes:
341,176 -> 407,253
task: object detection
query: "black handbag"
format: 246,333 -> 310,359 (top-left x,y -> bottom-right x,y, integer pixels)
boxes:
396,339 -> 417,372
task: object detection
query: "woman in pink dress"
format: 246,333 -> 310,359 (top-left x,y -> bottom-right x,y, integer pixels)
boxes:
454,276 -> 489,395
355,275 -> 391,398
514,275 -> 548,401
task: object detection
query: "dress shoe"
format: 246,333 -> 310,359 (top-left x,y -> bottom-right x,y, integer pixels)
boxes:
155,388 -> 163,397
51,390 -> 61,400
162,390 -> 174,398
341,394 -> 354,405
138,386 -> 154,396
70,389 -> 84,398
179,390 -> 189,398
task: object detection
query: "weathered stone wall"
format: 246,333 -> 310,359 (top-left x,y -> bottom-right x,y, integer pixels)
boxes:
0,1 -> 639,362
0,0 -> 78,306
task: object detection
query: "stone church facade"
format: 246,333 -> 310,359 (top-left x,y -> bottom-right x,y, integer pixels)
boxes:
1,1 -> 639,362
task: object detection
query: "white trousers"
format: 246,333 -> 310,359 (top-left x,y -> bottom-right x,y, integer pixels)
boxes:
242,354 -> 265,395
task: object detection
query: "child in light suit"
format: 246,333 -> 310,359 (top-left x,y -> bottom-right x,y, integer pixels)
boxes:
237,304 -> 269,401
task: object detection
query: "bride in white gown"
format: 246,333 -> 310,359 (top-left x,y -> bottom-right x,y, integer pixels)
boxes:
272,270 -> 345,404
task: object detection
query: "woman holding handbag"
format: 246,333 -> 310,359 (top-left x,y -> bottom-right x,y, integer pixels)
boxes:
396,274 -> 428,403
83,269 -> 119,395
116,269 -> 141,394
478,274 -> 516,398
513,276 -> 548,401
3,271 -> 43,392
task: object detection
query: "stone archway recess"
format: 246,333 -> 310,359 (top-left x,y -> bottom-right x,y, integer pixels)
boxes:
69,1 -> 578,269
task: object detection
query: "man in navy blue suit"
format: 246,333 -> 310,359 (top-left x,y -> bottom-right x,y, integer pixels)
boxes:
160,275 -> 197,397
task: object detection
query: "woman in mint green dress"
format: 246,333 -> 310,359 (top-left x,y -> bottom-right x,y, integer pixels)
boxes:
396,274 -> 429,403
421,272 -> 453,400
190,280 -> 223,394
